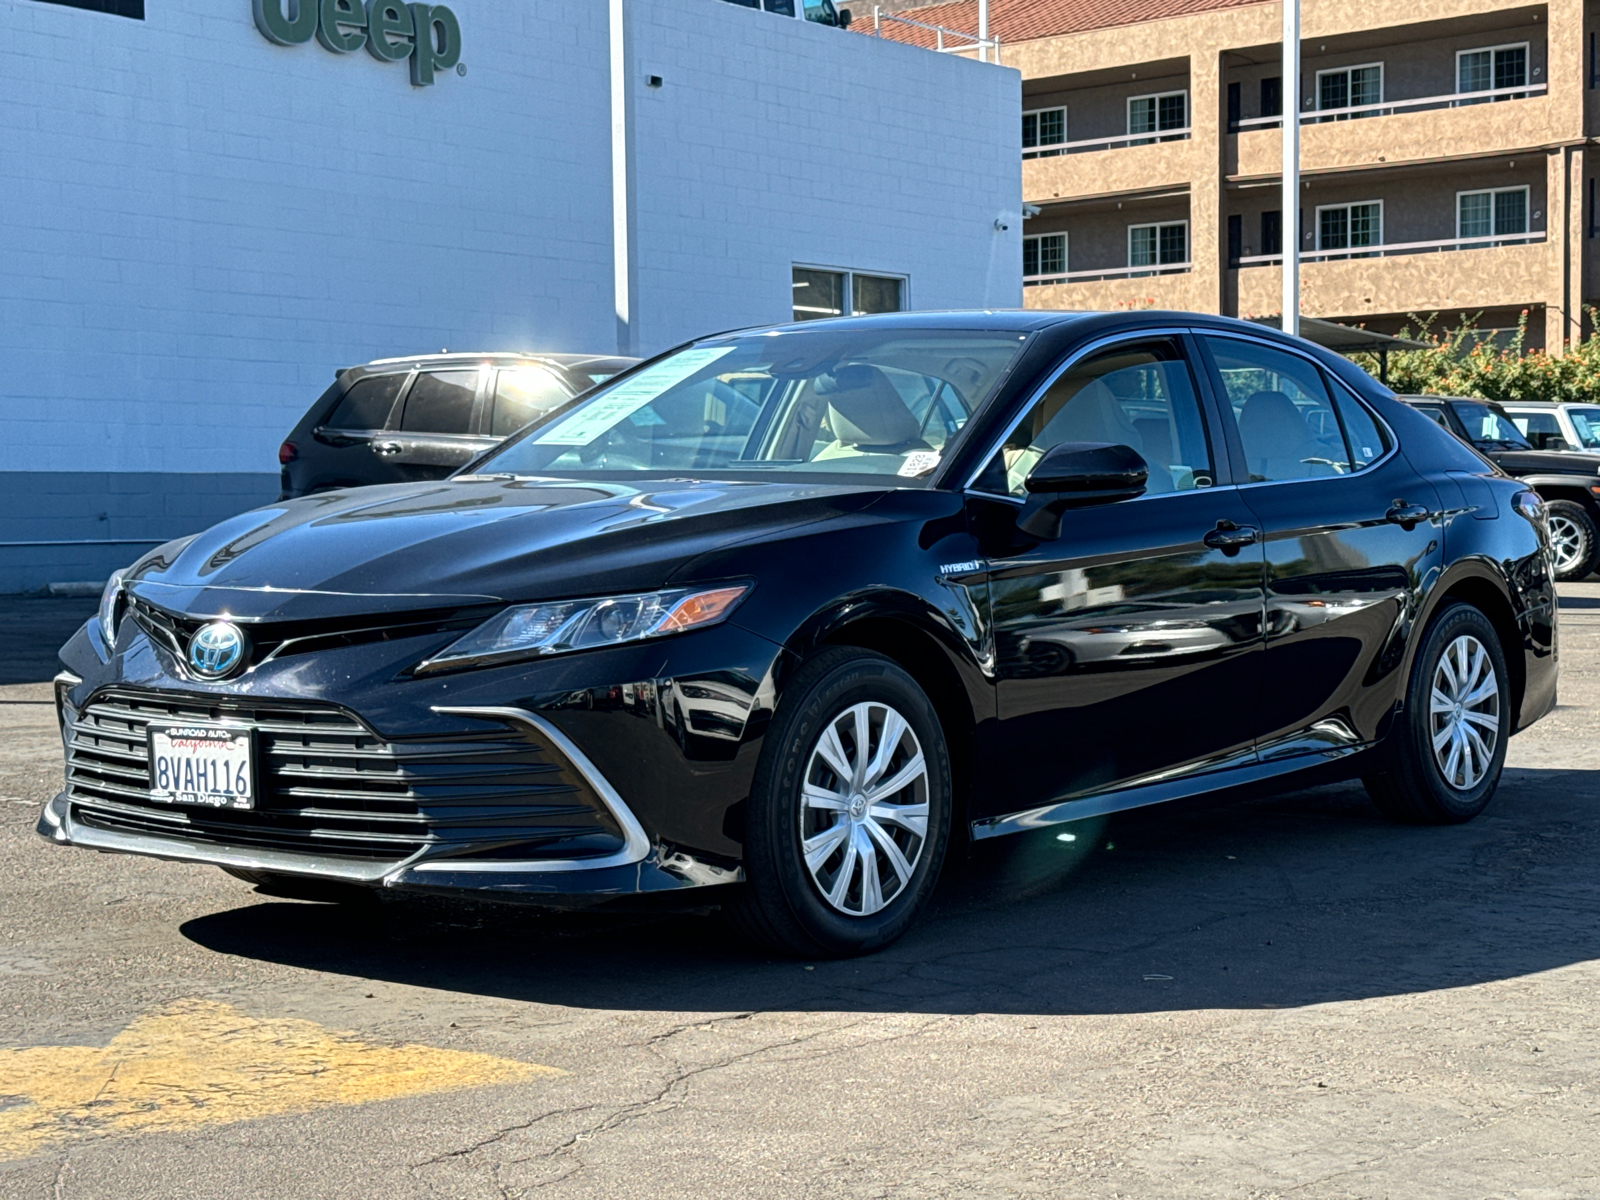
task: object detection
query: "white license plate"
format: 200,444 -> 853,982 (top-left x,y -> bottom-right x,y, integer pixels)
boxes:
147,724 -> 255,809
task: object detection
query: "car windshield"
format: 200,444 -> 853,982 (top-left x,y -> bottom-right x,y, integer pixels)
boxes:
1449,400 -> 1532,449
474,328 -> 1029,485
1567,405 -> 1600,449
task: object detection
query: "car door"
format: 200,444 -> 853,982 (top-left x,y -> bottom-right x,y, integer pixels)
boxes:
968,333 -> 1267,816
1198,333 -> 1443,759
382,367 -> 494,481
308,371 -> 413,489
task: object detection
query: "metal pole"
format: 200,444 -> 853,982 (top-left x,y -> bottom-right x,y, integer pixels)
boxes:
978,0 -> 988,63
1281,0 -> 1300,337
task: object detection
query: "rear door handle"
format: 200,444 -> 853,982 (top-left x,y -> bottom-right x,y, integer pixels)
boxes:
1203,521 -> 1259,552
372,441 -> 403,457
1385,501 -> 1432,529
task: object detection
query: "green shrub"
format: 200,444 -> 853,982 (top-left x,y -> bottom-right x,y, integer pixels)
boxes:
1349,309 -> 1600,401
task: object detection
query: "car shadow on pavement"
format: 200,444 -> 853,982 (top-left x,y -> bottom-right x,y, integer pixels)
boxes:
181,767 -> 1600,1017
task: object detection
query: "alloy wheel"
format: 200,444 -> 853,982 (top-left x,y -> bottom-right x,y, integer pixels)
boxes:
799,701 -> 930,917
1547,512 -> 1588,575
1429,634 -> 1501,791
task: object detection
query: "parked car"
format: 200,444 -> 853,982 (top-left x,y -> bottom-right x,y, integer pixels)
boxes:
1399,394 -> 1600,579
1500,399 -> 1600,452
45,312 -> 1556,957
277,352 -> 637,498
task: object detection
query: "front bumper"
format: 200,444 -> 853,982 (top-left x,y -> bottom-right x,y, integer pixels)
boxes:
40,610 -> 785,903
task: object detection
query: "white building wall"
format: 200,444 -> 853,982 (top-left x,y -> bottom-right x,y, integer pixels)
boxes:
0,0 -> 1019,591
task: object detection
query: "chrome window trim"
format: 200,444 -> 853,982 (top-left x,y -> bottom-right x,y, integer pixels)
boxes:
1197,330 -> 1401,488
413,706 -> 652,874
961,326 -> 1197,494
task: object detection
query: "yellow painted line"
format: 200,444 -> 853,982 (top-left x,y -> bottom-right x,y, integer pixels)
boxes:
0,998 -> 561,1160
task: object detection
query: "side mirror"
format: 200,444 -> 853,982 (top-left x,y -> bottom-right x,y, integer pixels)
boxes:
837,6 -> 852,27
1547,436 -> 1571,452
1017,442 -> 1148,540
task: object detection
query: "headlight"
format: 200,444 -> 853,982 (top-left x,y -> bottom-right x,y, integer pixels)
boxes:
97,569 -> 129,653
416,584 -> 749,675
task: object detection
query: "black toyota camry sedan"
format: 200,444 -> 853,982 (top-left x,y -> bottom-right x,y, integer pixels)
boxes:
41,311 -> 1558,956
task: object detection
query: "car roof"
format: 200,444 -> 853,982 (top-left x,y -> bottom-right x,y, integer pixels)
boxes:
355,351 -> 638,370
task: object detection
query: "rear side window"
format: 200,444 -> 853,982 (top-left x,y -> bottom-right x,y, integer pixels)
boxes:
1205,337 -> 1348,481
491,367 -> 571,436
324,374 -> 406,430
1416,406 -> 1450,428
401,370 -> 479,435
1330,387 -> 1390,471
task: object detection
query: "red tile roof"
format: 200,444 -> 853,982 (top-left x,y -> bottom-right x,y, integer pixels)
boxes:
853,0 -> 1271,48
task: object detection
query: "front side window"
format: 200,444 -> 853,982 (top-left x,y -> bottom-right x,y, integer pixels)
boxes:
1565,405 -> 1600,448
1023,233 -> 1067,281
1205,338 -> 1356,481
1023,107 -> 1067,158
477,328 -> 1028,485
400,370 -> 478,435
1458,186 -> 1528,241
1509,409 -> 1564,449
970,338 -> 1214,498
1448,400 -> 1532,449
1458,44 -> 1528,99
1317,64 -> 1383,118
325,374 -> 407,431
491,367 -> 571,437
1130,221 -> 1188,269
1128,90 -> 1187,143
1316,202 -> 1382,255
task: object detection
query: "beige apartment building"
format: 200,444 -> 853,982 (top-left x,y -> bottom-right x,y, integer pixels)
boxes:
872,0 -> 1598,351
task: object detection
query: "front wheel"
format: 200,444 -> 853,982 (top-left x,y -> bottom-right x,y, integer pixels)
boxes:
1363,602 -> 1509,824
1544,500 -> 1597,580
727,647 -> 952,957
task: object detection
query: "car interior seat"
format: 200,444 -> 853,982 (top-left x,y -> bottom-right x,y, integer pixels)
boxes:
1238,390 -> 1326,480
811,365 -> 930,460
1006,369 -> 1171,494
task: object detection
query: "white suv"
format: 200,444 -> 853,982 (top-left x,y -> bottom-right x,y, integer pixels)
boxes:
1501,400 -> 1600,453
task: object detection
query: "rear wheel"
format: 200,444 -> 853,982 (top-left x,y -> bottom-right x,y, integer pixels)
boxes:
1364,602 -> 1509,824
1544,500 -> 1597,580
726,647 -> 952,957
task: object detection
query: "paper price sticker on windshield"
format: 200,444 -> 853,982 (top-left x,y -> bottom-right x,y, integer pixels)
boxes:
534,346 -> 737,446
898,451 -> 941,478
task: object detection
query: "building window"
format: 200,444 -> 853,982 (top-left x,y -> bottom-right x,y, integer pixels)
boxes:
1316,201 -> 1382,255
28,0 -> 143,15
1458,44 -> 1529,100
1316,64 -> 1382,118
1458,186 -> 1529,243
1129,221 -> 1188,270
1023,234 -> 1067,281
1260,76 -> 1283,118
1128,91 -> 1187,143
792,267 -> 905,321
1023,108 -> 1068,158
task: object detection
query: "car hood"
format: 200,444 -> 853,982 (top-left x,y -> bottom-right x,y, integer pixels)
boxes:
1486,448 -> 1600,475
126,476 -> 887,622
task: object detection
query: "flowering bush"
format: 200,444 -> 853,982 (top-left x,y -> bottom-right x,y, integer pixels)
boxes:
1351,309 -> 1600,402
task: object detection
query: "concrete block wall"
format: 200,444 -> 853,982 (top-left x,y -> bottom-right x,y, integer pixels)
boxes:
0,0 -> 1019,591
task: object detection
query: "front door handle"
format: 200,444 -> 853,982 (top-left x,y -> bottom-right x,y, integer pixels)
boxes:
1203,520 -> 1259,553
1385,500 -> 1432,529
372,441 -> 403,457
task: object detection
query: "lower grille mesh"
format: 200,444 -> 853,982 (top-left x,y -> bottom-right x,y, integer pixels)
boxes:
66,690 -> 624,864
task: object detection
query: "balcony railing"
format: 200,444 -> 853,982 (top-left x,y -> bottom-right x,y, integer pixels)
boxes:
1025,262 -> 1192,286
869,7 -> 1000,58
1231,82 -> 1546,131
1024,128 -> 1192,160
1235,231 -> 1544,267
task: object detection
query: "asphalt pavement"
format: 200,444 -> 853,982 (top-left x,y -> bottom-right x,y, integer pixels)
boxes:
1,590 -> 1597,1198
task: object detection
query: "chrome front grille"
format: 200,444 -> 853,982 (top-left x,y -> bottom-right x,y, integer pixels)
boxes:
65,690 -> 624,864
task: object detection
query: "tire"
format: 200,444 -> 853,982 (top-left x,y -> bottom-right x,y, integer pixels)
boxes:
1544,500 -> 1597,580
1363,602 -> 1510,825
726,647 -> 953,957
221,867 -> 378,905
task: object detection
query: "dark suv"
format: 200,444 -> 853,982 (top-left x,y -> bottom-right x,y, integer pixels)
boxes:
279,352 -> 636,498
1401,393 -> 1600,579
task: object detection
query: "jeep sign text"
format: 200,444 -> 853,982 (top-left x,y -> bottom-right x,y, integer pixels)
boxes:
252,0 -> 461,87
